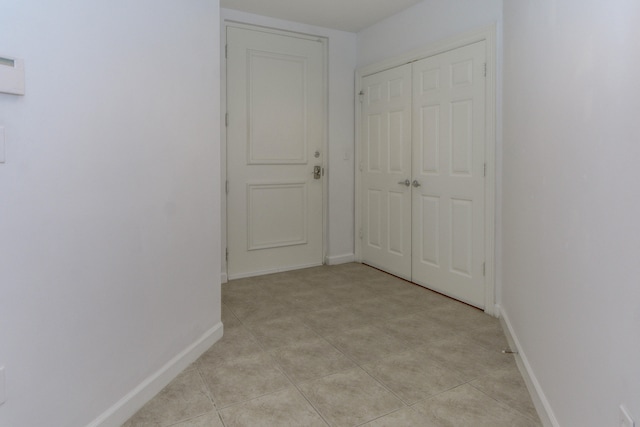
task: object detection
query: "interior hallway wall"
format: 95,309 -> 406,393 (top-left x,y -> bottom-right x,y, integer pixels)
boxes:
502,0 -> 640,425
220,9 -> 358,279
0,1 -> 221,426
356,0 -> 502,68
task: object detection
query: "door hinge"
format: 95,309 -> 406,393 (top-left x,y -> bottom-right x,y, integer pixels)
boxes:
225,180 -> 229,194
359,228 -> 363,239
225,44 -> 228,59
483,62 -> 487,77
359,162 -> 363,172
225,112 -> 229,127
225,248 -> 229,261
483,262 -> 486,276
358,90 -> 364,103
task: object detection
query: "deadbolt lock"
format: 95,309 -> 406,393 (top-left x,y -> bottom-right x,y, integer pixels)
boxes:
313,165 -> 322,180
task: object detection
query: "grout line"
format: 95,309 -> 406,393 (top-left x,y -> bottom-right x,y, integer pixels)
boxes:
130,264 -> 538,426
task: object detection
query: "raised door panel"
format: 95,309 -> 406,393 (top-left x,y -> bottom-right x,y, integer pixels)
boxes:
412,41 -> 486,308
360,64 -> 412,280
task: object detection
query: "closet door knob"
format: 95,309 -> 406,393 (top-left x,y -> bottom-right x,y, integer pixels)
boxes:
412,180 -> 421,188
398,179 -> 411,187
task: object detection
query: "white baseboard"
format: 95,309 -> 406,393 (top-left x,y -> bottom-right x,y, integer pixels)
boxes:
228,262 -> 323,280
498,306 -> 559,427
221,272 -> 228,283
87,322 -> 224,427
325,253 -> 356,265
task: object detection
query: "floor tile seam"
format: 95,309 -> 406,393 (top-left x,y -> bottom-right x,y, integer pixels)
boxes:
405,380 -> 479,410
361,357 -> 471,407
465,380 -> 541,423
266,338 -> 358,383
194,364 -> 224,412
462,380 -> 537,420
163,409 -> 225,427
352,406 -> 413,427
362,348 -> 471,384
214,381 -> 294,411
253,331 -> 328,353
349,363 -> 414,410
195,346 -> 295,410
275,368 -> 333,426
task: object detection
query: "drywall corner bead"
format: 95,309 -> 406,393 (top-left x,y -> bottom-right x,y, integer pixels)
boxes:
0,55 -> 25,95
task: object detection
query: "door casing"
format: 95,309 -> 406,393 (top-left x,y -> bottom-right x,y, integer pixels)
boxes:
355,26 -> 497,315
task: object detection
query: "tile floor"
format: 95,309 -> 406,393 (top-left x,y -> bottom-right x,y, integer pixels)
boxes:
123,263 -> 541,427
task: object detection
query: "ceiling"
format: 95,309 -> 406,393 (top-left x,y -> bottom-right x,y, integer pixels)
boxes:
220,0 -> 425,33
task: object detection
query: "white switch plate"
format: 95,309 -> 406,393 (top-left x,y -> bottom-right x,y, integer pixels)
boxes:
0,366 -> 5,405
620,405 -> 635,427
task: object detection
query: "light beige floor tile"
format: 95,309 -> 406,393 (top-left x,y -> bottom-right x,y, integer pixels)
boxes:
392,285 -> 460,309
356,277 -> 412,296
122,370 -> 213,427
470,362 -> 540,422
324,325 -> 412,364
230,300 -> 305,325
245,316 -> 320,350
421,303 -> 497,331
417,335 -> 512,381
196,326 -> 262,369
299,368 -> 405,427
269,337 -> 356,383
281,288 -> 342,311
169,411 -> 225,427
258,277 -> 315,297
125,263 -> 540,427
324,284 -> 379,303
411,384 -> 541,427
330,263 -> 382,280
360,407 -> 430,427
222,303 -> 243,330
351,297 -> 419,322
220,386 -> 327,427
303,306 -> 373,336
457,320 -> 509,351
362,350 -> 465,404
376,313 -> 457,347
287,266 -> 339,284
199,352 -> 291,408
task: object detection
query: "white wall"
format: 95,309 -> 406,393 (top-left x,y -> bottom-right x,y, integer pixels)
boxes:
502,0 -> 640,425
0,2 -> 221,426
220,9 -> 358,274
356,0 -> 502,68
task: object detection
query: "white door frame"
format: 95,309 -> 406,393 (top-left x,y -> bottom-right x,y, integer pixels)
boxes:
221,21 -> 329,282
355,25 -> 497,315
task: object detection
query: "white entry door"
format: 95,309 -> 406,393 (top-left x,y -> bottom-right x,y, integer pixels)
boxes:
226,26 -> 325,279
360,64 -> 412,280
360,41 -> 487,308
411,41 -> 486,308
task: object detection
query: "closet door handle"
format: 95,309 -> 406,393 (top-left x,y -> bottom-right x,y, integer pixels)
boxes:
412,180 -> 421,188
398,179 -> 411,187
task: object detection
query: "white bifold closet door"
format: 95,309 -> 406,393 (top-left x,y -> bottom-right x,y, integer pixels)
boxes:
361,64 -> 413,280
361,41 -> 486,308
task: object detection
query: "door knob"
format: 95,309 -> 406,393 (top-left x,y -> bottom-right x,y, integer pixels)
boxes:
398,179 -> 411,187
412,180 -> 421,188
